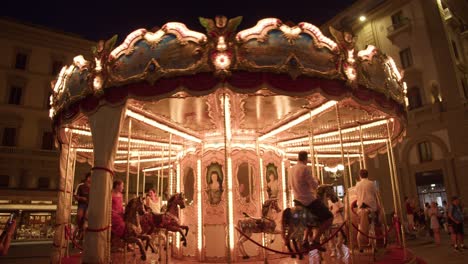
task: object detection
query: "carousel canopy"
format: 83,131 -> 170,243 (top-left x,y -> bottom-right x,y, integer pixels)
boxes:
49,16 -> 407,172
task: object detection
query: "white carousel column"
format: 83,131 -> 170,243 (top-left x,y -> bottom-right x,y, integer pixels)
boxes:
83,104 -> 126,264
222,93 -> 234,263
51,129 -> 75,264
66,148 -> 78,257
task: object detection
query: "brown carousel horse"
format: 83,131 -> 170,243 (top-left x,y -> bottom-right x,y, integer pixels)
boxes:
141,192 -> 189,247
281,184 -> 338,259
123,197 -> 156,260
237,198 -> 282,259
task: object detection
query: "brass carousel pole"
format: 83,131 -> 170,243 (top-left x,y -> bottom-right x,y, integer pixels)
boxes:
159,147 -> 164,199
168,134 -> 173,195
386,120 -> 406,258
142,171 -> 146,197
125,119 -> 132,204
315,156 -> 321,184
309,116 -> 316,181
335,104 -> 354,262
136,154 -> 140,197
359,124 -> 367,169
347,151 -> 352,186
222,92 -> 233,263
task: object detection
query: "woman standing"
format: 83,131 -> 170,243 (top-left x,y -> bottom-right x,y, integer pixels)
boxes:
429,201 -> 441,246
111,180 -> 126,250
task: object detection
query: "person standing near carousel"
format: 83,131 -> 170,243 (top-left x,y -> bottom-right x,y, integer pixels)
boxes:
73,172 -> 91,240
290,151 -> 333,251
354,169 -> 379,250
111,180 -> 126,251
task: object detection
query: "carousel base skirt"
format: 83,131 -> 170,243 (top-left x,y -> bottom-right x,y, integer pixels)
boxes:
61,244 -> 426,264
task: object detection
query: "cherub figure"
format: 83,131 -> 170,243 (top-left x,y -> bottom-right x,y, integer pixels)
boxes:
199,16 -> 242,75
88,35 -> 118,93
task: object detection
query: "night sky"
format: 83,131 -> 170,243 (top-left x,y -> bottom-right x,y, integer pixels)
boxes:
3,0 -> 357,42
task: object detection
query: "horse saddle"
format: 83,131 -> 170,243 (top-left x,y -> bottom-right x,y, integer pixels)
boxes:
291,200 -> 319,226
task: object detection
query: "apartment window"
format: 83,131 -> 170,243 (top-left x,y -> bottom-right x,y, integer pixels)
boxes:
8,85 -> 23,105
2,127 -> 17,146
407,86 -> 422,110
15,52 -> 28,70
391,11 -> 405,28
0,175 -> 9,188
451,40 -> 460,61
37,177 -> 50,189
400,48 -> 413,69
51,60 -> 63,76
418,141 -> 433,163
41,131 -> 55,150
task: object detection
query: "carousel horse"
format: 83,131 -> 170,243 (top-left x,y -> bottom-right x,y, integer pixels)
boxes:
123,197 -> 156,261
0,213 -> 16,256
237,198 -> 282,259
344,186 -> 385,250
281,184 -> 338,259
141,192 -> 189,247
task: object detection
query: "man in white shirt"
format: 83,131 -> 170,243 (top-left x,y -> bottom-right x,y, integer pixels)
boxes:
291,151 -> 333,251
354,169 -> 379,248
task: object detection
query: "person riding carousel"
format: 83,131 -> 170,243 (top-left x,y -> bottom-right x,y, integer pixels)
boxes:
145,189 -> 161,214
290,151 -> 333,251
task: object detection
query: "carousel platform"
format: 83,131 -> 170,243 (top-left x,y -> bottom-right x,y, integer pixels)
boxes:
61,244 -> 426,264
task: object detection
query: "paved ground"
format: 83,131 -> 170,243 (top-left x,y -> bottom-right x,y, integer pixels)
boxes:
1,230 -> 467,263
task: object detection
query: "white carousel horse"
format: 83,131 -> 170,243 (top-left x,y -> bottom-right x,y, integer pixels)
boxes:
237,198 -> 281,259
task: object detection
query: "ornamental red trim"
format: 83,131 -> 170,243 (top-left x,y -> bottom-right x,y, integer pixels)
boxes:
86,225 -> 110,233
91,166 -> 115,176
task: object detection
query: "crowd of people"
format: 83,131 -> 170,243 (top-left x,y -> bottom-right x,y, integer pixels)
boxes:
405,195 -> 466,251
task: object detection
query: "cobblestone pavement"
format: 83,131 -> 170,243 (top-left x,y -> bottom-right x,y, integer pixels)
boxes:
1,230 -> 467,263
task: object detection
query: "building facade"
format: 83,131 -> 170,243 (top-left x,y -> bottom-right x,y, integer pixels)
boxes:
0,18 -> 96,239
322,0 -> 468,214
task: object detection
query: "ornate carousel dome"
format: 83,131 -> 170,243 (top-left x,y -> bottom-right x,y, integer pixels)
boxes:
49,16 -> 408,263
49,16 -> 407,171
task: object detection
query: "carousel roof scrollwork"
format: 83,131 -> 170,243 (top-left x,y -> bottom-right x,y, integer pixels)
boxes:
49,16 -> 408,170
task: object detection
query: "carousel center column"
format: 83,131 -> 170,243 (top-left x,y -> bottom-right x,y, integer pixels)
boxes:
50,128 -> 76,263
83,104 -> 127,264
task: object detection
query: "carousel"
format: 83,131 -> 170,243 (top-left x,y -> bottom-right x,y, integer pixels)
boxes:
49,16 -> 408,263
